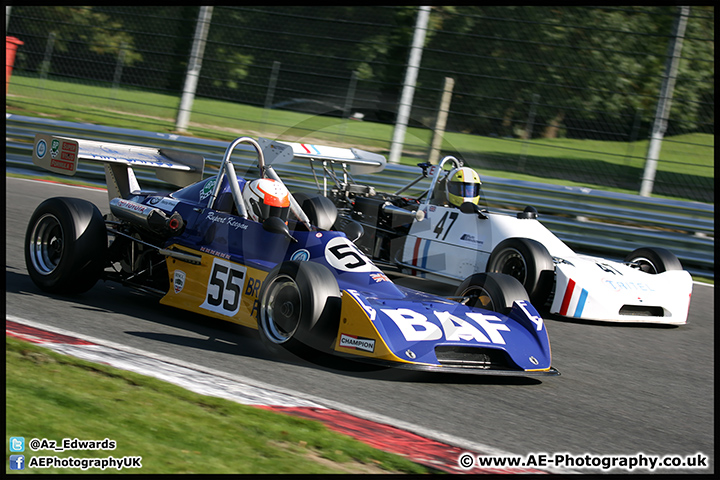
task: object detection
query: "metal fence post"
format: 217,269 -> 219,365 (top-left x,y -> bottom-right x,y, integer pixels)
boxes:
640,6 -> 689,197
39,32 -> 56,84
623,108 -> 643,166
175,6 -> 213,133
262,60 -> 281,126
112,42 -> 127,100
518,93 -> 540,172
389,6 -> 431,164
428,76 -> 454,165
339,70 -> 358,141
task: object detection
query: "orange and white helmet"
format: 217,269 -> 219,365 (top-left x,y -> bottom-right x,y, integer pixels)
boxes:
445,167 -> 482,207
243,178 -> 290,223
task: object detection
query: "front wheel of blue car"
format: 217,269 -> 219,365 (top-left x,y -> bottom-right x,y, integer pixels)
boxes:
257,261 -> 341,357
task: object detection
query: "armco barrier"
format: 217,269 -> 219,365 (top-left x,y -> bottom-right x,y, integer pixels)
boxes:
5,114 -> 714,278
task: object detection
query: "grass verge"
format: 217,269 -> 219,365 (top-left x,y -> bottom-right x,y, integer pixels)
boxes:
5,336 -> 431,474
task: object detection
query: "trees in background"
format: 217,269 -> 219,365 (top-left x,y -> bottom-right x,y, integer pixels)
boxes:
8,6 -> 714,138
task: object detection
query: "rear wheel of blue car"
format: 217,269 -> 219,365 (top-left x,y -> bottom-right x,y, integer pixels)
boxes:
25,197 -> 108,295
624,247 -> 682,274
257,261 -> 341,358
486,238 -> 554,305
455,272 -> 529,315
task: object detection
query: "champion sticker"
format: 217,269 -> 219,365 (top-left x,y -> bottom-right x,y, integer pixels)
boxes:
339,334 -> 375,353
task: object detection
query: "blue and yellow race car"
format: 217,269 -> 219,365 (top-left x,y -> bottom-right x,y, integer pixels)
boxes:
25,134 -> 558,376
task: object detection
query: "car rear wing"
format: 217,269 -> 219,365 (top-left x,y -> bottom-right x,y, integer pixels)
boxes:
279,141 -> 386,176
31,134 -> 205,200
30,133 -> 384,202
274,140 -> 386,196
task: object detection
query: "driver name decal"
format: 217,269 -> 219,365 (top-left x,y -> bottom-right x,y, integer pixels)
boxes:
205,211 -> 248,230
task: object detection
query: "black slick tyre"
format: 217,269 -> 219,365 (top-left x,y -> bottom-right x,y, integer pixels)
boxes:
455,272 -> 530,315
257,261 -> 341,357
25,197 -> 108,294
486,237 -> 554,305
624,247 -> 682,274
293,192 -> 338,231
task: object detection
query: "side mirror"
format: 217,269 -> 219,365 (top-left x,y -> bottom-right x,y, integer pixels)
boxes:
263,216 -> 298,242
517,206 -> 538,219
416,162 -> 433,176
459,201 -> 488,219
338,218 -> 364,243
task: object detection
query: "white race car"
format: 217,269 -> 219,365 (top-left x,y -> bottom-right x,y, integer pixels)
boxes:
299,152 -> 693,325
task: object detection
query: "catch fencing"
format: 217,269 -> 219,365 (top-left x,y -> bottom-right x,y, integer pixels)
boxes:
6,6 -> 714,203
6,114 -> 714,279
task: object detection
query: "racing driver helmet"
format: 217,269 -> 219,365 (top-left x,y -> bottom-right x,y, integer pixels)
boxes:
445,166 -> 482,207
243,178 -> 291,223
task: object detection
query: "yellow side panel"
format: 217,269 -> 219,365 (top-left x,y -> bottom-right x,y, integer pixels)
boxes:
334,292 -> 412,364
159,246 -> 269,329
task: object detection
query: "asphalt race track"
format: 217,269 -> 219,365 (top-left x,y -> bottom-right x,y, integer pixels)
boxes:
5,176 -> 714,474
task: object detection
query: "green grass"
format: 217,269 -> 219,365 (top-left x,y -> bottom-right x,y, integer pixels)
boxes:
5,336 -> 431,474
7,74 -> 714,202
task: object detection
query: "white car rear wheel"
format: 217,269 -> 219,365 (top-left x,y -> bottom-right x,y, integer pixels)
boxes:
455,272 -> 530,315
487,238 -> 554,305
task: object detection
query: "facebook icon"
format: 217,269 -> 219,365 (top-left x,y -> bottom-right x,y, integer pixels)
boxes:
10,455 -> 25,470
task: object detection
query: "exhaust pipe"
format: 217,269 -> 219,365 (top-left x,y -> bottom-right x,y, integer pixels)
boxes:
110,198 -> 184,235
382,202 -> 425,222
